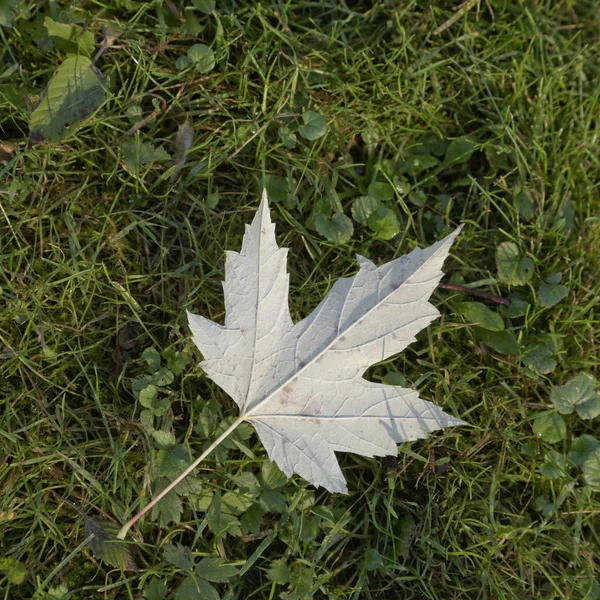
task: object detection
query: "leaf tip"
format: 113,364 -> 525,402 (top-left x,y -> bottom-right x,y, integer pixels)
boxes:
254,188 -> 273,230
446,223 -> 465,243
260,187 -> 269,208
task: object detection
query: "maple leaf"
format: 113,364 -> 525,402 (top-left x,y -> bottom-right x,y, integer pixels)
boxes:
187,192 -> 466,494
118,191 -> 466,539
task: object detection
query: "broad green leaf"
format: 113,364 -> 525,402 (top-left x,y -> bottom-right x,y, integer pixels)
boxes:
157,445 -> 190,479
501,294 -> 529,318
514,189 -> 535,220
298,110 -> 328,140
278,124 -> 297,148
416,133 -> 447,156
485,144 -> 513,172
399,154 -> 439,175
521,441 -> 537,457
0,0 -> 27,27
582,448 -> 600,488
152,397 -> 171,417
240,503 -> 264,534
264,175 -> 293,204
152,367 -> 175,387
162,349 -> 190,376
291,511 -> 319,543
496,242 -> 534,286
144,578 -> 168,600
260,461 -> 288,489
163,543 -> 194,571
539,450 -> 568,480
364,548 -> 383,571
121,140 -> 171,171
361,123 -> 380,146
221,491 -> 254,515
235,471 -> 261,497
194,413 -> 215,440
126,104 -> 143,123
175,576 -> 219,600
140,409 -> 154,427
176,56 -> 191,71
260,489 -> 286,512
194,557 -> 239,582
579,579 -> 600,600
192,0 -> 214,13
444,136 -> 476,165
83,516 -> 137,571
457,302 -> 504,331
474,327 -> 519,355
538,278 -> 568,308
393,513 -> 416,558
151,429 -> 176,449
189,490 -> 214,512
206,490 -> 221,532
30,56 -> 106,142
351,195 -> 382,225
522,336 -> 561,375
574,397 -> 600,420
408,190 -> 426,207
532,412 -> 566,444
139,384 -> 158,408
44,17 -> 94,56
0,556 -> 26,584
567,435 -> 599,467
367,206 -> 401,240
207,494 -> 241,536
539,462 -> 563,480
383,371 -> 409,387
268,559 -> 291,584
151,481 -> 182,525
142,347 -> 161,373
551,373 -> 600,420
533,495 -> 556,518
205,191 -> 220,209
47,584 -> 69,600
368,181 -> 394,201
314,212 -> 353,243
183,10 -> 202,36
211,417 -> 253,453
187,44 -> 215,73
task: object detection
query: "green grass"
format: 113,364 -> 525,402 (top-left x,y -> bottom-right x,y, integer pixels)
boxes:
1,1 -> 600,598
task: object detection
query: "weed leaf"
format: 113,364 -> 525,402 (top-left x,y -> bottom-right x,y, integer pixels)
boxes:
83,515 -> 137,571
43,17 -> 94,56
29,55 -> 106,142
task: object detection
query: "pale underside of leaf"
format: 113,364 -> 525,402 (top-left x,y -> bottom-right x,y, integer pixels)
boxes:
188,191 -> 465,493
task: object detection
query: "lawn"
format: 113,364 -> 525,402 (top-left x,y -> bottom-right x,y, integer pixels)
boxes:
1,1 -> 600,599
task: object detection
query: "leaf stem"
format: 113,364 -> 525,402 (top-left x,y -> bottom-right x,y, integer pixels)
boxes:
117,415 -> 245,539
439,283 -> 510,306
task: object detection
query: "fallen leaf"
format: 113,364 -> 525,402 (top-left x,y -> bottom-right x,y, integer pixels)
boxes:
29,55 -> 106,142
175,120 -> 194,160
84,515 -> 138,571
58,496 -> 137,571
43,17 -> 95,56
188,192 -> 465,493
